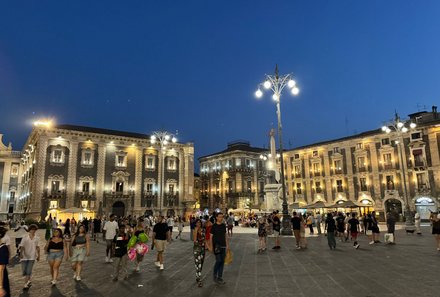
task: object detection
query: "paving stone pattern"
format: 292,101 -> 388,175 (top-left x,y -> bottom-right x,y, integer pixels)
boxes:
8,226 -> 440,297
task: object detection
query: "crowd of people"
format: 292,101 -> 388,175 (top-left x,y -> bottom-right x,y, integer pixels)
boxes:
0,209 -> 438,297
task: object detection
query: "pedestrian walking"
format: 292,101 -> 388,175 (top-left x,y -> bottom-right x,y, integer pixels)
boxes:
336,212 -> 346,242
64,219 -> 71,236
271,211 -> 281,249
386,212 -> 396,244
112,225 -> 129,281
306,213 -> 314,235
316,212 -> 322,235
92,217 -> 102,243
133,222 -> 146,272
103,214 -> 119,263
209,212 -> 229,285
347,213 -> 360,249
19,224 -> 40,290
14,222 -> 28,254
44,228 -> 66,286
371,212 -> 381,244
227,213 -> 234,237
176,217 -> 184,240
204,216 -> 213,251
193,219 -> 206,287
0,226 -> 11,297
291,212 -> 302,250
257,216 -> 268,253
299,216 -> 307,248
325,213 -> 337,250
152,215 -> 170,270
430,213 -> 440,251
415,212 -> 422,235
166,216 -> 175,240
70,224 -> 90,281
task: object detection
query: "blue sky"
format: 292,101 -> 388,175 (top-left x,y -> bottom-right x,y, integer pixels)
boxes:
1,1 -> 439,170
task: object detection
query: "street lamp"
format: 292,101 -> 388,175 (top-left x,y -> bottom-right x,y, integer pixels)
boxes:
150,131 -> 177,215
381,113 -> 417,232
255,65 -> 300,235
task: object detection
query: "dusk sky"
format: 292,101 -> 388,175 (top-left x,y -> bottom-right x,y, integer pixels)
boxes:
1,1 -> 440,171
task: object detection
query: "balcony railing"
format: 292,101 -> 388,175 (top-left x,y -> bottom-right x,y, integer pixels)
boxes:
43,190 -> 66,199
104,190 -> 135,199
165,193 -> 179,207
414,160 -> 426,167
75,190 -> 96,200
143,193 -> 158,207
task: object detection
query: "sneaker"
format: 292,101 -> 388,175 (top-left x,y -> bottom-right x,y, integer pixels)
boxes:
105,257 -> 109,263
154,261 -> 160,267
369,241 -> 375,245
296,246 -> 301,250
216,278 -> 226,285
135,266 -> 140,272
160,264 -> 164,270
355,244 -> 360,249
272,246 -> 277,249
76,275 -> 82,281
51,280 -> 56,286
73,273 -> 77,279
108,258 -> 114,263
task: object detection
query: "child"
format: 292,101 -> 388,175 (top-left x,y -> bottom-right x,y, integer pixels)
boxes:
113,225 -> 129,281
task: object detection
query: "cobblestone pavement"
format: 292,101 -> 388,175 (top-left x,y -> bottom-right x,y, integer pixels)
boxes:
7,225 -> 440,297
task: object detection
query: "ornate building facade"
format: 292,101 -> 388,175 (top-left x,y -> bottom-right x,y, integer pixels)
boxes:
198,141 -> 274,212
14,124 -> 194,220
284,109 -> 440,220
0,135 -> 22,220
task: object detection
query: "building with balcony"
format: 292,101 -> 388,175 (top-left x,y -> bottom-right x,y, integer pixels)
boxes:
14,124 -> 194,220
198,140 -> 275,212
284,107 -> 440,221
0,134 -> 22,220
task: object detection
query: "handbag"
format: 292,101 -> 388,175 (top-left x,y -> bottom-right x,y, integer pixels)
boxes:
224,249 -> 233,265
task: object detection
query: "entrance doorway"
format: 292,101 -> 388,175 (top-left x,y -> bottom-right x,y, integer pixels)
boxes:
415,197 -> 436,221
112,201 -> 125,218
385,199 -> 402,215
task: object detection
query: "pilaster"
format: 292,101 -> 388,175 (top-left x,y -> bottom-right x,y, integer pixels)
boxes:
66,141 -> 79,208
96,144 -> 106,214
134,147 -> 143,214
32,137 -> 48,218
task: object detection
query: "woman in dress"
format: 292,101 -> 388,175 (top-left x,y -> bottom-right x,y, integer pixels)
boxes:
193,219 -> 206,287
44,228 -> 66,286
70,224 -> 90,281
257,216 -> 268,253
431,213 -> 440,251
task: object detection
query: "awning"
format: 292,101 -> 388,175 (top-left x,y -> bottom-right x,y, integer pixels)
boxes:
307,201 -> 328,209
329,200 -> 360,208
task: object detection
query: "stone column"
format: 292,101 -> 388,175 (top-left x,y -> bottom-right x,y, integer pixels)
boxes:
1,161 -> 11,214
134,147 -> 143,215
95,144 -> 106,216
323,151 -> 332,203
32,136 -> 48,219
345,146 -> 355,201
66,141 -> 79,208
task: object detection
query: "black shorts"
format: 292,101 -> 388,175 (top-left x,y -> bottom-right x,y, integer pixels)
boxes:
168,226 -> 173,232
432,228 -> 440,235
372,226 -> 380,234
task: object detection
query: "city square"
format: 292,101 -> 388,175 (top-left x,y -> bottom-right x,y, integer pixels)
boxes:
1,1 -> 440,297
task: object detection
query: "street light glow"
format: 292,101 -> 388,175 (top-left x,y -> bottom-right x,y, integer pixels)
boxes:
402,127 -> 408,133
255,89 -> 263,98
272,94 -> 279,101
291,87 -> 300,95
410,122 -> 417,129
381,126 -> 388,131
287,79 -> 296,88
386,128 -> 391,133
397,122 -> 404,128
172,137 -> 177,143
263,80 -> 271,89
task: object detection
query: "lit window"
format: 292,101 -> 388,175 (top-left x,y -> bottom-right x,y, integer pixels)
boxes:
49,200 -> 58,209
53,149 -> 63,163
146,156 -> 155,170
356,143 -> 363,150
168,158 -> 176,170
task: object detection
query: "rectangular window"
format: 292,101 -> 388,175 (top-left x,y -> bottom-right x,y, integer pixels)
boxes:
312,150 -> 318,157
296,183 -> 302,195
116,182 -> 124,192
333,147 -> 340,153
383,153 -> 392,165
334,160 -> 342,174
315,181 -> 322,193
146,183 -> 153,194
168,159 -> 176,170
117,155 -> 126,167
386,176 -> 394,190
169,184 -> 175,194
82,182 -> 90,193
49,200 -> 58,209
356,143 -> 363,150
83,152 -> 92,165
247,180 -> 252,192
294,153 -> 300,159
411,132 -> 421,140
336,180 -> 343,192
235,158 -> 241,167
228,180 -> 234,192
381,138 -> 390,145
259,181 -> 264,193
294,165 -> 301,176
358,156 -> 366,170
313,163 -> 320,173
52,181 -> 61,192
416,173 -> 427,190
360,178 -> 367,191
53,150 -> 62,163
146,156 -> 155,169
9,192 -> 15,200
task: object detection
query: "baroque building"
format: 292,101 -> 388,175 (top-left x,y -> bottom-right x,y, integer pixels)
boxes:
285,108 -> 440,221
0,135 -> 22,220
198,140 -> 275,212
14,124 -> 194,220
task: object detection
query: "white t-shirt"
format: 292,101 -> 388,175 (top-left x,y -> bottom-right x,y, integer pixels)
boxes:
19,234 -> 40,260
103,220 -> 119,240
167,218 -> 175,227
15,225 -> 29,238
0,234 -> 11,246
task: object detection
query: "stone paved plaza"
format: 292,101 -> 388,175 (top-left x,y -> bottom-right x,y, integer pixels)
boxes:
8,226 -> 440,297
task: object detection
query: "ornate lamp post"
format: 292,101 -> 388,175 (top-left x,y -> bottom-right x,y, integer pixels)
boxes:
381,113 -> 417,232
255,65 -> 300,235
150,131 -> 177,215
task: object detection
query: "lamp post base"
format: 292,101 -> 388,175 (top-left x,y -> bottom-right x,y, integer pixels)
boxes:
281,215 -> 293,235
404,207 -> 416,232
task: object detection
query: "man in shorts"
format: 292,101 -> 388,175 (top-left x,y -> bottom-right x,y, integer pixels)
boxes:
152,215 -> 170,270
103,214 -> 118,263
347,213 -> 360,249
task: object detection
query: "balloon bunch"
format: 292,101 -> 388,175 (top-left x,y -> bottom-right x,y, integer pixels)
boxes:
127,232 -> 149,261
